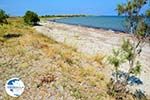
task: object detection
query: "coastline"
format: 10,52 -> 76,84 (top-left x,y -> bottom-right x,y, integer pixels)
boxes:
49,18 -> 127,33
34,21 -> 148,55
34,21 -> 150,97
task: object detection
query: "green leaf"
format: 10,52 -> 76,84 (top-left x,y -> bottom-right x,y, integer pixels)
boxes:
131,61 -> 142,75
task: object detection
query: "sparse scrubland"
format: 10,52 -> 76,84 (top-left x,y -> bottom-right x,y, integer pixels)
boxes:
35,20 -> 150,100
0,0 -> 150,98
0,18 -> 113,100
0,17 -> 149,99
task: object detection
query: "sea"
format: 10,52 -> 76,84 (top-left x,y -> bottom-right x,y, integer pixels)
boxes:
54,16 -> 150,32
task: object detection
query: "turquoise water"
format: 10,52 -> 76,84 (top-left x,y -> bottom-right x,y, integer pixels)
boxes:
54,16 -> 150,32
55,16 -> 127,32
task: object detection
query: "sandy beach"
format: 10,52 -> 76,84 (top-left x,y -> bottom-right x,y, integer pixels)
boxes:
34,21 -> 150,97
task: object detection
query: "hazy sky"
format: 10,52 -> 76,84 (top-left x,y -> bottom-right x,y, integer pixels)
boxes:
0,0 -> 149,16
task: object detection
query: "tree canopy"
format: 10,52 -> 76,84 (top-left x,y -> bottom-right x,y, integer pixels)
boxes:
0,9 -> 9,24
116,0 -> 150,37
24,11 -> 40,25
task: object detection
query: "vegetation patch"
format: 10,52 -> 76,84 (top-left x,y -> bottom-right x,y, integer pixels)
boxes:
0,18 -> 111,100
3,33 -> 22,39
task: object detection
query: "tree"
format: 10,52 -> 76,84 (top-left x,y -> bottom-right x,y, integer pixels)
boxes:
0,9 -> 9,24
23,11 -> 40,25
108,0 -> 150,99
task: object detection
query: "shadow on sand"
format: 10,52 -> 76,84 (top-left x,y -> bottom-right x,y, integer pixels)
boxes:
133,89 -> 147,100
112,71 -> 148,99
112,71 -> 143,86
33,23 -> 42,26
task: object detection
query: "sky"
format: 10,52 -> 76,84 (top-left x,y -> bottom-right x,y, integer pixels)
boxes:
0,0 -> 149,16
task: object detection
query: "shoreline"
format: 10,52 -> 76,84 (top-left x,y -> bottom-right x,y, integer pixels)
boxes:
49,19 -> 127,33
35,21 -> 133,55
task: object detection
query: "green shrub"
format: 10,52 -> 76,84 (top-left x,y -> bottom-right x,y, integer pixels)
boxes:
23,11 -> 40,25
0,9 -> 9,24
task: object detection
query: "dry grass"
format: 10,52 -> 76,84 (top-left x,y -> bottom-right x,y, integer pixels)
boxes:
0,18 -> 113,100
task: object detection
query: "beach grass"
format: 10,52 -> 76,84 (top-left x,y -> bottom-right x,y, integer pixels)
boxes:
0,18 -> 114,100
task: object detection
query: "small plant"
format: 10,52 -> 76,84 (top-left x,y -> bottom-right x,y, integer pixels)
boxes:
108,39 -> 142,99
108,0 -> 150,99
0,9 -> 9,24
37,73 -> 55,88
23,10 -> 40,25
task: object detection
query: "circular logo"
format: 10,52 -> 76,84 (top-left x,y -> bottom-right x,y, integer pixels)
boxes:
5,78 -> 25,97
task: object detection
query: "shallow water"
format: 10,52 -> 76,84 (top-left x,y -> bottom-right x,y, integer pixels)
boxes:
55,16 -> 126,32
54,16 -> 150,32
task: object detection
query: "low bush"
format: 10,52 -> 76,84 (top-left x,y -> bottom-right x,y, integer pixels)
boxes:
0,9 -> 9,24
23,11 -> 40,25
